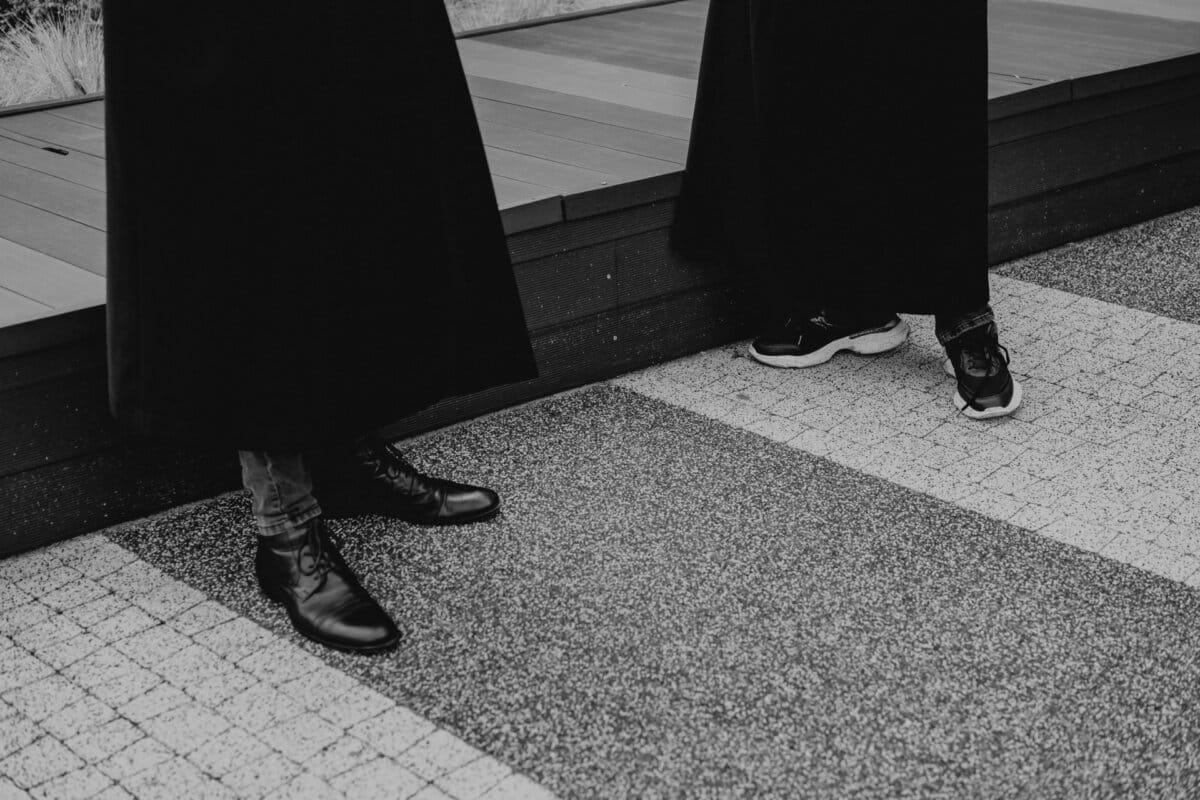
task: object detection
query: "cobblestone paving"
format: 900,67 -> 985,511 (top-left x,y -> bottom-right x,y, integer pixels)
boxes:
0,535 -> 557,800
616,275 -> 1200,588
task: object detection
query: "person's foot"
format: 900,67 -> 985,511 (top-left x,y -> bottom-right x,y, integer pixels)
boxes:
749,311 -> 909,368
942,322 -> 1023,420
315,435 -> 501,525
256,517 -> 402,653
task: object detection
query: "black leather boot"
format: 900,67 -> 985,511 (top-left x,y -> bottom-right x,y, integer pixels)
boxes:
256,517 -> 402,653
313,435 -> 501,525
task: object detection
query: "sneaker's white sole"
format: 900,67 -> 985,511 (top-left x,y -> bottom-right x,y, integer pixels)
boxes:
750,320 -> 910,368
943,357 -> 1024,420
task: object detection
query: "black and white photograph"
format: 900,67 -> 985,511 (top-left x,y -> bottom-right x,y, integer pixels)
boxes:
1,0 -> 1199,796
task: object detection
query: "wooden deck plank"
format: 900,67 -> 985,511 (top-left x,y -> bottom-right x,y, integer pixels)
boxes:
459,44 -> 695,117
45,101 -> 105,128
0,286 -> 51,329
481,120 -> 681,180
0,110 -> 106,158
990,0 -> 1200,83
0,238 -> 105,310
482,11 -> 703,79
485,145 -> 613,195
988,73 -> 1047,98
0,130 -> 106,191
461,39 -> 697,99
474,97 -> 688,163
0,195 -> 107,276
468,75 -> 692,139
492,175 -> 564,234
41,100 -> 104,124
0,159 -> 106,230
1037,0 -> 1200,23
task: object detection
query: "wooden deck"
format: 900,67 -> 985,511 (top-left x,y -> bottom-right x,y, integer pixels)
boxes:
2,0 -> 1200,551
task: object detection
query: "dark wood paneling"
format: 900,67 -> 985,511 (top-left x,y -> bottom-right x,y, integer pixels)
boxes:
989,148 -> 1200,264
379,283 -> 750,443
0,366 -> 121,479
615,227 -> 728,305
0,305 -> 104,361
990,71 -> 1200,145
515,241 -> 618,331
0,339 -> 104,392
989,93 -> 1200,205
0,443 -> 240,557
507,199 -> 675,264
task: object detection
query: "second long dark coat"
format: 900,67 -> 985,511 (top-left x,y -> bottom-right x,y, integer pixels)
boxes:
104,1 -> 537,450
674,1 -> 989,317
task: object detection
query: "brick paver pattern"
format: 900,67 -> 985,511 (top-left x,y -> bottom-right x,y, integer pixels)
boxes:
0,535 -> 558,800
617,275 -> 1200,587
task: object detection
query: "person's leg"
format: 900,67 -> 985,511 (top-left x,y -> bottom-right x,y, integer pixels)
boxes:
239,450 -> 321,536
933,306 -> 995,346
239,450 -> 401,653
309,433 -> 501,525
934,306 -> 1022,420
749,305 -> 909,369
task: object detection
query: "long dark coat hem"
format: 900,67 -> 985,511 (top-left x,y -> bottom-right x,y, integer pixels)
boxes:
672,0 -> 989,319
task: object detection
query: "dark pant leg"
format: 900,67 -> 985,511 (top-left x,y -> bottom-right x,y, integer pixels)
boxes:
238,451 -> 322,536
934,305 -> 996,346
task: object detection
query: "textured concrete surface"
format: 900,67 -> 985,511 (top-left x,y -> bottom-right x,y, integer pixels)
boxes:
997,206 -> 1200,325
106,386 -> 1200,799
7,205 -> 1200,799
0,536 -> 555,800
618,272 -> 1200,587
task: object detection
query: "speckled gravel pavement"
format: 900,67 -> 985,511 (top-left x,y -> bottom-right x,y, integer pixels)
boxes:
104,384 -> 1200,799
7,205 -> 1200,799
998,206 -> 1200,325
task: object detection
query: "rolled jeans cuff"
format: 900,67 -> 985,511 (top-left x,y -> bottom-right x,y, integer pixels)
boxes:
934,305 -> 995,347
238,450 -> 323,536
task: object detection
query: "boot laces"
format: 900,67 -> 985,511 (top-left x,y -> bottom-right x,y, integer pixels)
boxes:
297,522 -> 333,587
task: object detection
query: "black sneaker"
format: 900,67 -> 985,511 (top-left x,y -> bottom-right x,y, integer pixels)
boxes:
749,311 -> 909,368
942,322 -> 1023,420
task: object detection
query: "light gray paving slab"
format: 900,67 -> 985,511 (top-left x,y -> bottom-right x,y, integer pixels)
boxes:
29,764 -> 113,800
2,675 -> 84,722
40,695 -> 117,741
316,685 -> 396,731
63,718 -> 143,765
187,726 -> 272,779
220,754 -> 302,799
2,531 -> 553,799
615,273 -> 1200,588
121,755 -> 234,800
0,736 -> 84,790
329,757 -> 425,800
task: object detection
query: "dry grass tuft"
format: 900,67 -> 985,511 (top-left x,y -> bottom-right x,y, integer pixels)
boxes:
0,14 -> 102,107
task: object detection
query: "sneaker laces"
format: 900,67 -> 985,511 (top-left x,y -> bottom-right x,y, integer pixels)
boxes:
955,339 -> 1011,414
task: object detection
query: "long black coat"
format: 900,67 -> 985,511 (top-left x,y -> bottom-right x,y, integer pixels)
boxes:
674,2 -> 989,317
103,1 -> 536,450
